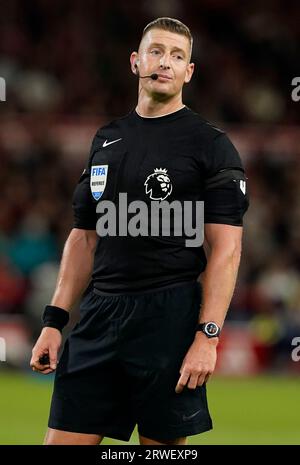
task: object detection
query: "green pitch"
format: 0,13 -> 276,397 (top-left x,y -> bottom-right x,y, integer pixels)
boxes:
0,369 -> 299,445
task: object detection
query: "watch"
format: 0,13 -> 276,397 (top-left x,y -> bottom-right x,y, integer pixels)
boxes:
196,322 -> 221,338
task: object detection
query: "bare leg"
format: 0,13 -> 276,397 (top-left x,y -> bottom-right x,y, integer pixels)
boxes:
44,428 -> 104,445
139,434 -> 187,445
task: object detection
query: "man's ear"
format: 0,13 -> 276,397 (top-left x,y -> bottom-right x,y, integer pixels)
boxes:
184,62 -> 195,84
130,52 -> 139,74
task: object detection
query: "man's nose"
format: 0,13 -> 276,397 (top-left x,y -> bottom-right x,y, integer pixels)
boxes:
159,54 -> 171,69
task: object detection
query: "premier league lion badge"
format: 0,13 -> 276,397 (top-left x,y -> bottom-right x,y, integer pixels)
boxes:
144,168 -> 173,201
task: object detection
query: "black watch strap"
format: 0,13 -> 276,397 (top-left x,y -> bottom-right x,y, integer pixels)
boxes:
196,323 -> 206,331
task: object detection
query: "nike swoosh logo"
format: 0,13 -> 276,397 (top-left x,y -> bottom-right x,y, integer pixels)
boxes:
103,138 -> 122,147
182,409 -> 202,421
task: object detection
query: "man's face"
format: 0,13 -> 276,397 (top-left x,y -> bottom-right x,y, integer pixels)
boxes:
131,28 -> 194,100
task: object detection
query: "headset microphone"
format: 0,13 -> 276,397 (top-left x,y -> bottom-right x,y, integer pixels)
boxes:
147,73 -> 159,80
134,64 -> 158,81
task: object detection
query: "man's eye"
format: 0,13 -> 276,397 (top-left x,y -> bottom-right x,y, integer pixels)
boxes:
151,50 -> 160,55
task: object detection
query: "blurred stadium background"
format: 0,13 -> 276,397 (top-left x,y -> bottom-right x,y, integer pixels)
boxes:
0,0 -> 300,445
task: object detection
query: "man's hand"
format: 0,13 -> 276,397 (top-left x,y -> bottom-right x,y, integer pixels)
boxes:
30,327 -> 62,375
175,332 -> 218,393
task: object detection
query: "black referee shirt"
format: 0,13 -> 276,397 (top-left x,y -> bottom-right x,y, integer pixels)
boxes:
72,106 -> 249,294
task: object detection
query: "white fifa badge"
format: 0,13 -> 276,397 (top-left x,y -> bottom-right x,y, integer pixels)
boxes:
90,165 -> 108,200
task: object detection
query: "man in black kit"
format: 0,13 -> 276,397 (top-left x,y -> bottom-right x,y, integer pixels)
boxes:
31,17 -> 249,445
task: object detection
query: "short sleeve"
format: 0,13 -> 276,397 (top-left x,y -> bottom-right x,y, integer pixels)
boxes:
204,133 -> 249,225
72,133 -> 98,230
204,132 -> 244,176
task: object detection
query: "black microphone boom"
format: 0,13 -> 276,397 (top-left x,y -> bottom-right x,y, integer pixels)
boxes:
137,72 -> 159,80
148,73 -> 158,80
134,64 -> 158,81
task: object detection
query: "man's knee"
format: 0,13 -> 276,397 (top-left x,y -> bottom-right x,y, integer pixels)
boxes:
44,428 -> 103,445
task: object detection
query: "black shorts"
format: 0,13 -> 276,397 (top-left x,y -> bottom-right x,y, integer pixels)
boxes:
48,281 -> 213,442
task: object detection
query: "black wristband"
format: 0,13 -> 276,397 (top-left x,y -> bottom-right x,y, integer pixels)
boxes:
42,305 -> 70,332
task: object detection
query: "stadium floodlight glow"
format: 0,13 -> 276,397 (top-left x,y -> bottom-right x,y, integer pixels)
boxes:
0,77 -> 6,102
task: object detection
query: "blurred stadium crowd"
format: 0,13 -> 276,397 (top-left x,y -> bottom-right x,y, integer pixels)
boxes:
1,0 -> 299,123
0,0 -> 299,373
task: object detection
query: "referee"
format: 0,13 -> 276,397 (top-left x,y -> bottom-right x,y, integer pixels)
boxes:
31,17 -> 249,445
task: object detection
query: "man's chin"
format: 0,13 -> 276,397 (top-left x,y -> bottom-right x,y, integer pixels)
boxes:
150,90 -> 175,102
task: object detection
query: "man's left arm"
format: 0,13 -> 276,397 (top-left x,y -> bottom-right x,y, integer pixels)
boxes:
175,223 -> 243,393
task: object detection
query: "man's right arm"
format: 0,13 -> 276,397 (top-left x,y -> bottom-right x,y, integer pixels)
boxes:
30,228 -> 98,374
31,129 -> 100,374
50,228 -> 98,310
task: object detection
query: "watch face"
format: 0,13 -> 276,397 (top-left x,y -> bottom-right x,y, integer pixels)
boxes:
205,322 -> 219,336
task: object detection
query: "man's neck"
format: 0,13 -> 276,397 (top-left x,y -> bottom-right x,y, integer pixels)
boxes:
136,95 -> 185,118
